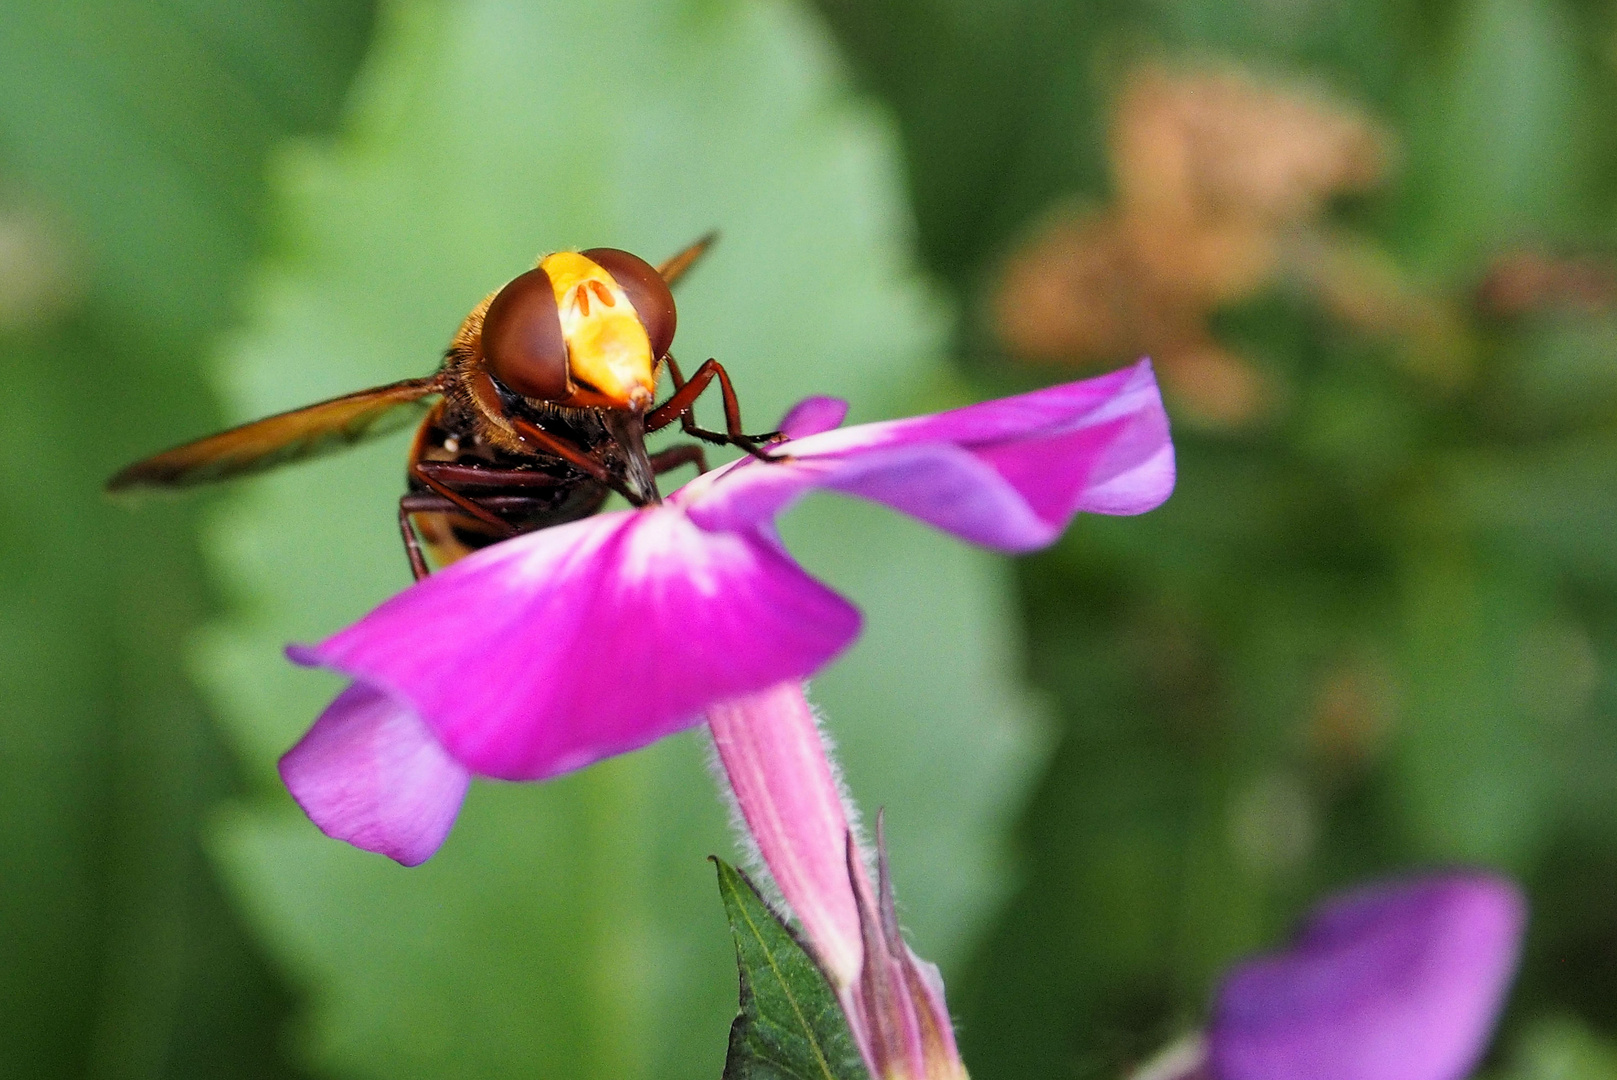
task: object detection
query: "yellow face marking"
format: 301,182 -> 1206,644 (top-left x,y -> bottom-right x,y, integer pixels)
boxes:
539,251 -> 656,410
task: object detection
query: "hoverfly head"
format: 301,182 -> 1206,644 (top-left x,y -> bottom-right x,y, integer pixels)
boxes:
479,249 -> 674,413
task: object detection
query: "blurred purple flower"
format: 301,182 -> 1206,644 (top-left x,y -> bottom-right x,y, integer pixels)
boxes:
279,360 -> 1173,864
1204,873 -> 1526,1080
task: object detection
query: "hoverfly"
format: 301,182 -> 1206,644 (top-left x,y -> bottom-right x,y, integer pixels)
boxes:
108,236 -> 779,578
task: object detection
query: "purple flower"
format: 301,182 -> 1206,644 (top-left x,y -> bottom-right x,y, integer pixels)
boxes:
279,360 -> 1173,864
1205,873 -> 1527,1080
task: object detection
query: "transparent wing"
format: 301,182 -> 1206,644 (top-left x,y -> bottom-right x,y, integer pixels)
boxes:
657,232 -> 717,285
107,376 -> 443,491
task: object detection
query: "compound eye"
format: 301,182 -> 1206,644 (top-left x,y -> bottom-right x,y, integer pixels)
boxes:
582,247 -> 677,358
480,267 -> 570,400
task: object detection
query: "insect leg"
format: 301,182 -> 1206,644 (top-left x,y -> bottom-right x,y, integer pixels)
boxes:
646,356 -> 711,435
645,358 -> 782,459
400,493 -> 567,513
661,352 -> 690,391
398,497 -> 432,581
398,492 -> 507,580
397,493 -> 575,578
413,461 -> 572,488
509,417 -> 643,505
655,354 -> 709,444
649,443 -> 708,477
409,461 -> 517,533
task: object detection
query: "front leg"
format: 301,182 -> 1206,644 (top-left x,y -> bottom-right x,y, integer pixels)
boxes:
509,416 -> 644,505
646,357 -> 782,459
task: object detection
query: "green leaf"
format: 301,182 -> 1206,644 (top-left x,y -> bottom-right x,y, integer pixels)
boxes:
201,1 -> 1044,1078
714,859 -> 871,1080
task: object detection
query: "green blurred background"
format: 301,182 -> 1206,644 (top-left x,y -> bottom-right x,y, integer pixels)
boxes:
3,0 -> 1616,1078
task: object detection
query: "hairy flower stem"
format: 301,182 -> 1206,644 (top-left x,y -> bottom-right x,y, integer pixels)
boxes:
707,681 -> 967,1080
707,682 -> 867,986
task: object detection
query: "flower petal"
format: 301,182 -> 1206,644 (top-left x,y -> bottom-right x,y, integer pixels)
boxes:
778,395 -> 850,438
278,682 -> 470,866
680,359 -> 1173,550
1209,873 -> 1526,1080
291,508 -> 861,781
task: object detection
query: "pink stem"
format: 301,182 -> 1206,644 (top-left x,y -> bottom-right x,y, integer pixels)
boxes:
707,680 -> 968,1079
706,681 -> 868,988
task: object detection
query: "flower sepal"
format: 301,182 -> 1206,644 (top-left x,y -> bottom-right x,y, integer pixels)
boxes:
843,822 -> 969,1080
